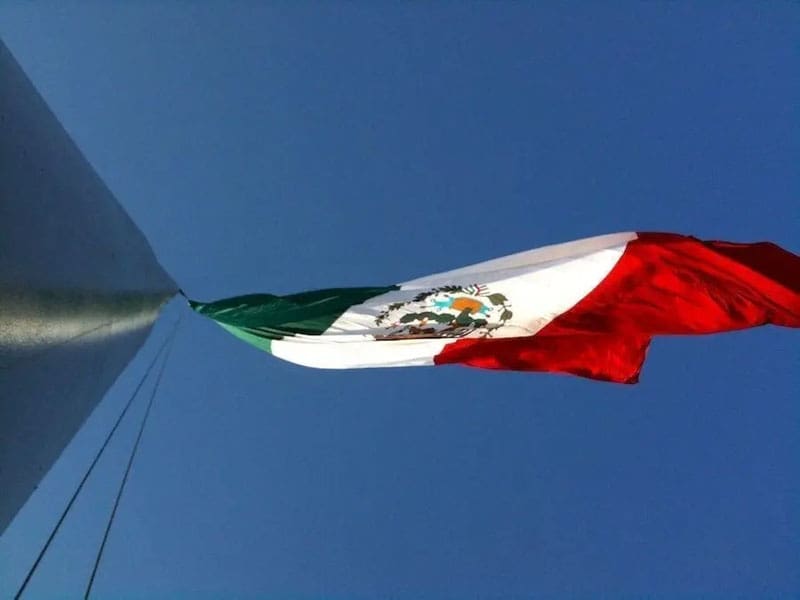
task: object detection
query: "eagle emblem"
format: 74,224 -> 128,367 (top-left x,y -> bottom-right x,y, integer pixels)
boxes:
375,284 -> 513,340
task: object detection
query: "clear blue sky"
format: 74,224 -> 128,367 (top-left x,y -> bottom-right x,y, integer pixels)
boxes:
1,3 -> 798,598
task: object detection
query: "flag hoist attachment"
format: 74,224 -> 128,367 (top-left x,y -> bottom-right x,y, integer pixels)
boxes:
188,232 -> 800,384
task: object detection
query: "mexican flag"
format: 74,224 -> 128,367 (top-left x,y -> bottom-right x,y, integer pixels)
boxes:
189,232 -> 800,383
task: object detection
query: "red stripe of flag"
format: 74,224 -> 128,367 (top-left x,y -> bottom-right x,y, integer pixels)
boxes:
434,233 -> 800,383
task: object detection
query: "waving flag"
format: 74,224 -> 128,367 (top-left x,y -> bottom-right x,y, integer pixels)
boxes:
189,232 -> 799,383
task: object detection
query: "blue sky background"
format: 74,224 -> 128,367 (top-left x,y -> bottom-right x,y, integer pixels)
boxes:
1,3 -> 798,598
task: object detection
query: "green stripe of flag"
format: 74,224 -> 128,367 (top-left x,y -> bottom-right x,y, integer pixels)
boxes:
189,286 -> 398,351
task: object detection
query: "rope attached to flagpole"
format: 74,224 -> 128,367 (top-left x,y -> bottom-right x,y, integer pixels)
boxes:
13,321 -> 179,600
83,321 -> 179,599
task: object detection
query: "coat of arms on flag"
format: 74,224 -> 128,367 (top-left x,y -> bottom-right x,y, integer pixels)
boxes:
374,284 -> 513,340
